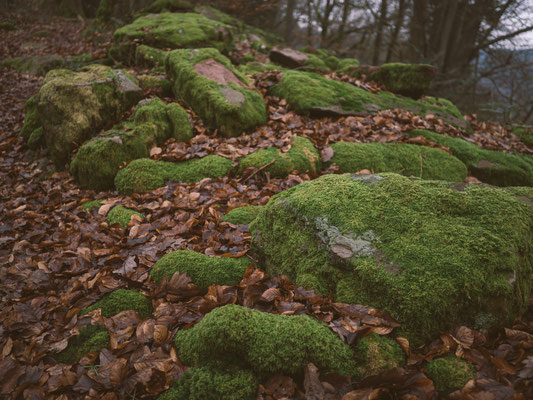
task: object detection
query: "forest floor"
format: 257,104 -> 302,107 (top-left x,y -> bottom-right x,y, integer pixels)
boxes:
0,12 -> 532,400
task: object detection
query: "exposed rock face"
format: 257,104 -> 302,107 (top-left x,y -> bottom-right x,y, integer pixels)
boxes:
270,70 -> 470,130
70,97 -> 192,190
250,173 -> 533,343
165,48 -> 267,137
269,47 -> 309,68
110,13 -> 233,63
19,65 -> 142,168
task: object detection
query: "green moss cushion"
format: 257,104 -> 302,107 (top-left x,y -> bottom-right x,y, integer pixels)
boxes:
150,250 -> 250,290
222,205 -> 264,225
165,48 -> 267,137
250,173 -> 533,344
270,70 -> 468,130
426,355 -> 476,394
19,65 -> 142,168
71,98 -> 192,190
174,304 -> 357,377
114,156 -> 233,195
56,325 -> 110,364
238,137 -> 321,178
409,129 -> 533,187
354,333 -> 405,378
368,63 -> 437,99
106,206 -> 144,228
81,288 -> 153,318
329,142 -> 467,182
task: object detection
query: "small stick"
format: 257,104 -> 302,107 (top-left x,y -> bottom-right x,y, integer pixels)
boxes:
419,154 -> 423,178
239,159 -> 276,183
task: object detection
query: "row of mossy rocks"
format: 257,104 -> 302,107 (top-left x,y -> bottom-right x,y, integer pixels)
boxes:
73,169 -> 533,398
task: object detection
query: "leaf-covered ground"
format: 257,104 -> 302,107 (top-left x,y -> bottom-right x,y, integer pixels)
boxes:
0,13 -> 532,399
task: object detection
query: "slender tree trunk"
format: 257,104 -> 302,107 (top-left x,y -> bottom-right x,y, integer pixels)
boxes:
409,0 -> 428,62
385,0 -> 406,62
284,0 -> 296,42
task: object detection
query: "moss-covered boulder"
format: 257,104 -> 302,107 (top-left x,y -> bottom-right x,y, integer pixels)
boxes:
409,129 -> 533,187
354,333 -> 405,378
150,250 -> 249,290
56,324 -> 110,364
135,45 -> 167,68
222,205 -> 264,225
512,124 -> 533,146
145,0 -> 194,13
138,74 -> 173,97
20,65 -> 143,168
426,355 -> 476,395
166,48 -> 267,137
81,288 -> 153,318
158,364 -> 258,400
270,70 -> 469,130
366,63 -> 437,99
238,137 -> 321,178
70,98 -> 192,190
329,142 -> 467,182
250,173 -> 533,344
110,13 -> 233,63
115,155 -> 233,194
1,54 -> 94,77
175,304 -> 357,377
106,206 -> 144,228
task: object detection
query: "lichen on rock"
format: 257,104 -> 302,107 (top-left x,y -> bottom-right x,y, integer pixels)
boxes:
165,48 -> 267,137
250,173 -> 533,344
150,250 -> 250,290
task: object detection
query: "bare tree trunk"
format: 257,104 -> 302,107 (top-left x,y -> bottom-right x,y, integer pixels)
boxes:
337,0 -> 352,44
409,0 -> 428,62
372,0 -> 388,65
385,0 -> 406,62
284,0 -> 296,42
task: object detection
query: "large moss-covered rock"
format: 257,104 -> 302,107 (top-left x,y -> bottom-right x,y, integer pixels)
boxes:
150,250 -> 250,290
110,13 -> 233,63
222,205 -> 264,225
366,63 -> 437,99
20,65 -> 142,168
238,136 -> 321,178
174,304 -> 357,377
409,129 -> 533,187
81,288 -> 153,318
115,156 -> 233,194
70,98 -> 192,190
270,70 -> 468,130
165,48 -> 267,137
329,142 -> 467,181
250,173 -> 533,343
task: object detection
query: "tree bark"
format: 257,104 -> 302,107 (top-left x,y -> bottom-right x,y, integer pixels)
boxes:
372,0 -> 388,65
385,0 -> 406,62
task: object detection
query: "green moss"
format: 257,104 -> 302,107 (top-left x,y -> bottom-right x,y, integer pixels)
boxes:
158,364 -> 258,400
81,200 -> 103,211
96,0 -> 116,21
81,288 -> 153,318
146,0 -> 194,13
270,71 -> 469,130
150,250 -> 249,290
27,127 -> 44,149
426,355 -> 476,395
303,53 -> 330,72
174,304 -> 357,377
238,61 -> 285,75
165,48 -> 267,137
354,333 -> 405,378
20,65 -> 142,169
250,173 -> 533,344
106,206 -> 143,228
70,98 -> 192,190
112,13 -> 233,62
115,155 -> 233,194
512,124 -> 533,145
196,6 -> 244,31
138,75 -> 173,97
222,205 -> 264,225
56,325 -> 110,364
1,55 -> 65,76
0,22 -> 16,31
369,63 -> 437,99
337,58 -> 360,74
238,137 -> 321,178
409,129 -> 533,186
422,97 -> 464,121
329,142 -> 467,182
135,45 -> 167,67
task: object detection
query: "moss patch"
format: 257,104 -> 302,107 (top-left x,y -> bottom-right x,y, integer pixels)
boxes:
1,54 -> 95,77
150,250 -> 249,290
238,137 -> 321,178
222,205 -> 264,225
81,288 -> 152,318
354,333 -> 405,378
426,355 -> 476,395
145,0 -> 194,13
270,70 -> 468,130
368,63 -> 437,99
106,206 -> 143,228
81,200 -> 103,211
174,304 -> 357,377
70,97 -> 192,190
111,13 -> 233,63
329,142 -> 467,182
158,364 -> 258,400
165,48 -> 267,137
115,155 -> 233,194
19,65 -> 142,169
135,45 -> 167,68
56,324 -> 110,364
409,129 -> 533,187
138,74 -> 173,97
250,173 -> 533,344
